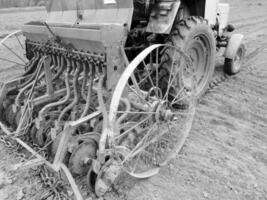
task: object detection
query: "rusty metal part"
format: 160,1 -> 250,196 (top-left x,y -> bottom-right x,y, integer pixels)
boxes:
58,61 -> 82,123
81,62 -> 89,101
50,131 -> 64,159
68,140 -> 97,176
38,65 -> 72,121
94,159 -> 122,197
23,51 -> 39,76
15,57 -> 45,107
52,55 -> 65,81
81,63 -> 95,118
35,120 -> 54,147
18,53 -> 44,89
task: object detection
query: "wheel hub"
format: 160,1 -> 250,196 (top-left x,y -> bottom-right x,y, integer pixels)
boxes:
68,140 -> 97,176
155,102 -> 174,122
184,37 -> 207,88
233,47 -> 243,72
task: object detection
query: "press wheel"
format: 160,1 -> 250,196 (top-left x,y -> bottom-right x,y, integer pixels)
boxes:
105,44 -> 196,178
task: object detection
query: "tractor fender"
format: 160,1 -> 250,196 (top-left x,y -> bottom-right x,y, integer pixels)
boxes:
224,33 -> 244,59
147,1 -> 181,34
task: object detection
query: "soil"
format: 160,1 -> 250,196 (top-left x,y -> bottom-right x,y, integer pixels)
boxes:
0,1 -> 266,200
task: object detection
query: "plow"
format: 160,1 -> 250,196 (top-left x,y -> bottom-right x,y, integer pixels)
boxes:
0,0 -> 245,199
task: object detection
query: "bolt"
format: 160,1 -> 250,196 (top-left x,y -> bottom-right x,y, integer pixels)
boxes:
83,157 -> 92,165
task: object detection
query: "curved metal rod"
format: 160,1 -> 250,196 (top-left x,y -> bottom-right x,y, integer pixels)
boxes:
115,98 -> 131,128
39,64 -> 71,121
98,74 -> 109,152
52,55 -> 65,81
23,51 -> 39,76
58,60 -> 82,122
51,53 -> 57,67
81,62 -> 89,101
15,57 -> 45,107
80,63 -> 94,118
19,52 -> 42,89
23,51 -> 35,73
22,64 -> 57,93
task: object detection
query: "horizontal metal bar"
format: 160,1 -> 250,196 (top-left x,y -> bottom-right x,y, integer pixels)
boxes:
58,163 -> 83,200
69,111 -> 101,127
0,121 -> 13,135
15,138 -> 54,169
4,74 -> 32,90
33,88 -> 67,106
13,158 -> 46,171
27,41 -> 105,59
22,24 -> 102,43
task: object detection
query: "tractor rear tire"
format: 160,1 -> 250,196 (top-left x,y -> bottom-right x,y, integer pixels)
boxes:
164,16 -> 216,98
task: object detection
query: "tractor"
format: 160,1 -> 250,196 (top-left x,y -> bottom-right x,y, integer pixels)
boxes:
0,0 -> 245,199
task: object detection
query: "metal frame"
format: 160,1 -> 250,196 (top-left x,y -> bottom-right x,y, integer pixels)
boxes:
0,56 -> 102,200
0,106 -> 101,200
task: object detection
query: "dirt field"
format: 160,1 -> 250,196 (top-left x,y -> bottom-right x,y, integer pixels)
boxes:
0,7 -> 45,36
0,0 -> 267,200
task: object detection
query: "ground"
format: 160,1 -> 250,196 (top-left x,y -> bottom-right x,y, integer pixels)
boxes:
0,0 -> 266,200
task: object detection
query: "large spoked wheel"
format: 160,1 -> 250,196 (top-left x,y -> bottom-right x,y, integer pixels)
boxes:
106,44 -> 196,179
0,30 -> 27,68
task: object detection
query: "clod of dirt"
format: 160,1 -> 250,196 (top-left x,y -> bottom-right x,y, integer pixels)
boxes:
0,176 -> 13,189
67,190 -> 74,197
16,189 -> 24,200
203,191 -> 209,198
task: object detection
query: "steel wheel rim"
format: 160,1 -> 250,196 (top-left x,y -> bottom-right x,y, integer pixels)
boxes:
0,30 -> 27,68
183,34 -> 213,96
106,44 -> 196,178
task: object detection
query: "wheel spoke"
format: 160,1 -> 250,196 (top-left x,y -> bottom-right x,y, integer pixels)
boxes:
156,48 -> 159,97
171,86 -> 185,104
0,57 -> 25,66
163,59 -> 184,101
129,123 -> 169,161
130,141 -> 147,173
137,71 -> 153,86
172,92 -> 191,105
15,34 -> 24,50
163,50 -> 183,101
126,83 -> 150,106
163,50 -> 176,100
115,115 -> 153,140
116,111 -> 156,114
130,73 -> 143,96
2,43 -> 26,64
142,60 -> 157,93
122,123 -> 157,163
173,109 -> 194,116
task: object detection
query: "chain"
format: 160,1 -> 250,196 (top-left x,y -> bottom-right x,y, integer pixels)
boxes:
0,132 -> 70,199
0,135 -> 26,161
39,166 -> 69,200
